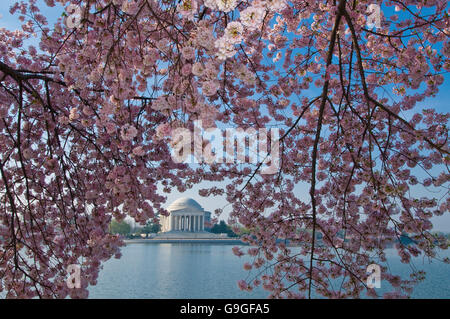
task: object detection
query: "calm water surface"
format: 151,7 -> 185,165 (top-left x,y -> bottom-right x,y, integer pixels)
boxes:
88,243 -> 450,298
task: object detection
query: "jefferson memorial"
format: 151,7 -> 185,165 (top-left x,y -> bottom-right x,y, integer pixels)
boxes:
160,197 -> 211,233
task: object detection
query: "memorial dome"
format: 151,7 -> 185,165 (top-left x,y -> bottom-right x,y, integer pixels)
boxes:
167,197 -> 204,212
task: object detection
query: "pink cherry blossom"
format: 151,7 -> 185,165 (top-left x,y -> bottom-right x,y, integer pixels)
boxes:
0,0 -> 448,300
202,80 -> 220,96
132,146 -> 145,156
120,124 -> 138,141
240,5 -> 265,30
215,0 -> 238,12
181,46 -> 196,60
192,62 -> 205,76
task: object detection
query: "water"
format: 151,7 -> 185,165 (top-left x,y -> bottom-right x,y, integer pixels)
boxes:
88,243 -> 450,299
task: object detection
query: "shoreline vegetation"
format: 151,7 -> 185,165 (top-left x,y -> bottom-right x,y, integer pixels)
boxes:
110,219 -> 240,239
124,238 -> 246,244
112,219 -> 450,248
123,234 -> 450,248
122,239 -> 450,248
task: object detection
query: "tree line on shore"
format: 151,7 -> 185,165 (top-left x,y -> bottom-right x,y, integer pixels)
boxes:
109,219 -> 240,238
110,218 -> 450,247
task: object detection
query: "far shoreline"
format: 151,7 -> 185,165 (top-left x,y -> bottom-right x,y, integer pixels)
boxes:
123,238 -> 247,245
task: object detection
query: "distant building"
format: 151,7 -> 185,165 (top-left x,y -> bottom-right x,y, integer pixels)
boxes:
160,198 -> 208,233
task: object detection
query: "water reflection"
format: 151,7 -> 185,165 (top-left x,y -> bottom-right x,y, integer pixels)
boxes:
90,243 -> 267,299
88,243 -> 450,299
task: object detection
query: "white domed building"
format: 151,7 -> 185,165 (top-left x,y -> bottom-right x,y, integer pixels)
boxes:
160,197 -> 210,233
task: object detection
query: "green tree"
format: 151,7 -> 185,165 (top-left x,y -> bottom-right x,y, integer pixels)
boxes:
210,221 -> 238,237
109,220 -> 131,236
140,220 -> 161,238
210,220 -> 227,233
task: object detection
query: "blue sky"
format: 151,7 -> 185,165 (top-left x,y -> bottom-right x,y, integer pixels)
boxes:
0,1 -> 449,231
